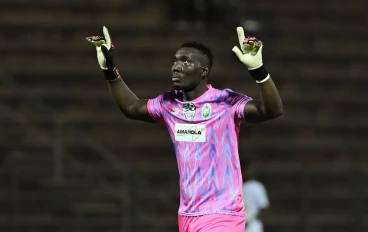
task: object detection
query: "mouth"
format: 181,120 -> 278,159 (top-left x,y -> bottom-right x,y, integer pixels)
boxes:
172,72 -> 182,82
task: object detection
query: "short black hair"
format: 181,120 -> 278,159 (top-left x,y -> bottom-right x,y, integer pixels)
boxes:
181,42 -> 213,69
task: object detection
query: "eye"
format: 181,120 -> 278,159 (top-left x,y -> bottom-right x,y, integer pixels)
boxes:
183,60 -> 190,65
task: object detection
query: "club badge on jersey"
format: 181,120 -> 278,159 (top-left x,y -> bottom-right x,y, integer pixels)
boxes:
183,103 -> 196,120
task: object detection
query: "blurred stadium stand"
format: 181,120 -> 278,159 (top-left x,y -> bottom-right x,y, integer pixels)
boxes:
0,0 -> 367,232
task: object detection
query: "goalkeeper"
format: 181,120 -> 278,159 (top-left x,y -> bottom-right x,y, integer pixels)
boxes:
87,26 -> 283,232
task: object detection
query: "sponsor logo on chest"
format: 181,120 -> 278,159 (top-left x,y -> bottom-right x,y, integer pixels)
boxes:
175,123 -> 206,142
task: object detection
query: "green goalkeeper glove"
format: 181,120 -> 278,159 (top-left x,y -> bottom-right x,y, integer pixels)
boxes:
232,27 -> 269,83
86,26 -> 120,81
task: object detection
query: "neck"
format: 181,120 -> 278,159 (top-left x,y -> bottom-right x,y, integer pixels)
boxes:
183,83 -> 208,101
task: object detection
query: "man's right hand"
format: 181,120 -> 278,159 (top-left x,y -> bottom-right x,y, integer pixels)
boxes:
86,26 -> 114,70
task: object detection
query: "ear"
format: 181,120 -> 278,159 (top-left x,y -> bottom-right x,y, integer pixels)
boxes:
201,66 -> 210,77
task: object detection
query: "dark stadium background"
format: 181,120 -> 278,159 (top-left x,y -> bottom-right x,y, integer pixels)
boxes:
0,0 -> 367,232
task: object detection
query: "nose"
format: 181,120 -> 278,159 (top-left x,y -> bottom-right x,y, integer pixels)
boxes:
172,63 -> 183,72
172,67 -> 180,73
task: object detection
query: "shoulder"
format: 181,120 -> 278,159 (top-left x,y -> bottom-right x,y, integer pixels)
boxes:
252,181 -> 267,193
201,86 -> 231,102
161,90 -> 183,101
222,88 -> 248,98
153,90 -> 183,104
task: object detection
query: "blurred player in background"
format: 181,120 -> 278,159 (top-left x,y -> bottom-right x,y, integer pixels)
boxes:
86,26 -> 282,232
241,160 -> 269,232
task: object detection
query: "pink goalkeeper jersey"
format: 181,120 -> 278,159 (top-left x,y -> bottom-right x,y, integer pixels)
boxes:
147,84 -> 252,216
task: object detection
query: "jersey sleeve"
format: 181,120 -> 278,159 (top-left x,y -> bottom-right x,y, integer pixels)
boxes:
222,89 -> 253,122
147,94 -> 165,122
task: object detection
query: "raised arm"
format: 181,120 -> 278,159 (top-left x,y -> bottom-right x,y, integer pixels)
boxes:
106,78 -> 152,122
232,27 -> 283,123
243,67 -> 283,123
87,26 -> 153,122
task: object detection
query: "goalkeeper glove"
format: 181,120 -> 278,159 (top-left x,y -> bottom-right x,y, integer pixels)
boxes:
232,27 -> 269,83
86,26 -> 120,81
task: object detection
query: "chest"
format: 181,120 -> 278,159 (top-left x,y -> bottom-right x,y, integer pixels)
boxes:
165,101 -> 228,122
164,102 -> 235,143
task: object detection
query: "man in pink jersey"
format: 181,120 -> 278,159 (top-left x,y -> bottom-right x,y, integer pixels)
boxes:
87,26 -> 283,232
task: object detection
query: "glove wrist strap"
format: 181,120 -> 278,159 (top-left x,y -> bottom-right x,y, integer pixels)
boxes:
103,66 -> 121,81
249,65 -> 269,82
256,74 -> 270,83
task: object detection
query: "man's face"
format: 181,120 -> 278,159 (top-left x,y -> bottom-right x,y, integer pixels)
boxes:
171,47 -> 207,91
